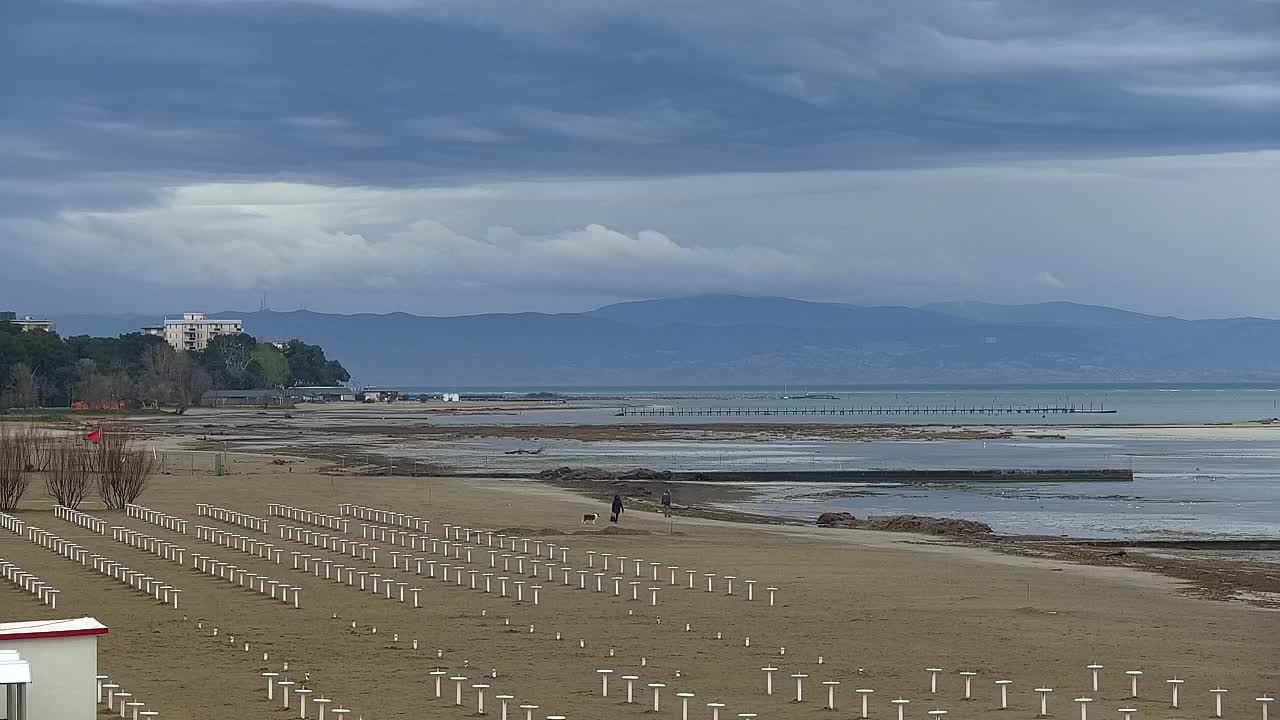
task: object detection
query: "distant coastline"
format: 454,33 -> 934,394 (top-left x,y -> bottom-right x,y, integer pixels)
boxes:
50,296 -> 1280,386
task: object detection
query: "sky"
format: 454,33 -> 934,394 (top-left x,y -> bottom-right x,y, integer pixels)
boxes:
1,0 -> 1278,319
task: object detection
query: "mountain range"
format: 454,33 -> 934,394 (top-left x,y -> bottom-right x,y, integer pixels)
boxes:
46,296 -> 1280,386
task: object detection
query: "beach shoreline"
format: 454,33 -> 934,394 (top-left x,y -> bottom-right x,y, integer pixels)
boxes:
223,435 -> 1280,610
17,409 -> 1280,607
530,469 -> 1280,609
103,409 -> 1280,604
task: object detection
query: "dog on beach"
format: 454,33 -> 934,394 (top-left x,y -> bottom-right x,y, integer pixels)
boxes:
581,513 -> 598,524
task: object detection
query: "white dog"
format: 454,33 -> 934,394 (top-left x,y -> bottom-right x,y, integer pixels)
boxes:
581,513 -> 598,524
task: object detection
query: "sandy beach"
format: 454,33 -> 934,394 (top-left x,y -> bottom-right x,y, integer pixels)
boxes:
125,406 -> 1280,608
1,448 -> 1276,719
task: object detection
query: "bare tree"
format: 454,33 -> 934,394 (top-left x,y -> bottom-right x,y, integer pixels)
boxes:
186,367 -> 213,412
28,427 -> 51,473
139,345 -> 175,407
141,345 -> 210,413
74,359 -> 134,408
39,374 -> 62,410
8,362 -> 41,408
0,424 -> 37,511
218,338 -> 255,377
75,359 -> 106,405
92,423 -> 156,510
45,436 -> 93,508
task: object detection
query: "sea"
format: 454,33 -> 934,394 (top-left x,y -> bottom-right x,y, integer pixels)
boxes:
325,385 -> 1280,545
417,383 -> 1280,426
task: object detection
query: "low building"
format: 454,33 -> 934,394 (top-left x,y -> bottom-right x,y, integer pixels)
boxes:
0,312 -> 55,333
143,312 -> 243,352
1,648 -> 32,719
0,617 -> 108,720
286,386 -> 359,402
200,389 -> 292,408
357,387 -> 403,403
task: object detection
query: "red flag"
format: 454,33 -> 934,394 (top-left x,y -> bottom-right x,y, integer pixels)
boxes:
86,428 -> 101,443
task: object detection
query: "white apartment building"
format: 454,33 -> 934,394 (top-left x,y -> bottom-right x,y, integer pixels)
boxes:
143,312 -> 243,352
0,312 -> 55,333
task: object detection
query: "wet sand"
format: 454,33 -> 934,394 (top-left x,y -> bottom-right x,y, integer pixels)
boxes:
1,453 -> 1276,719
548,472 -> 1280,607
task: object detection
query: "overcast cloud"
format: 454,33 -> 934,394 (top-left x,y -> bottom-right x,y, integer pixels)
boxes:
2,0 -> 1278,317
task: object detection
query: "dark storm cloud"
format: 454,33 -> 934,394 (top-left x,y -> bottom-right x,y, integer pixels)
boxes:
3,0 -> 1277,185
1,0 -> 1278,318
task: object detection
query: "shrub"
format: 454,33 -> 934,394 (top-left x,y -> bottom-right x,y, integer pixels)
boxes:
92,423 -> 156,510
45,436 -> 93,509
0,425 -> 40,512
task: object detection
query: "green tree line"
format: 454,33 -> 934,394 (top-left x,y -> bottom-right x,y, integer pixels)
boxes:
0,323 -> 349,411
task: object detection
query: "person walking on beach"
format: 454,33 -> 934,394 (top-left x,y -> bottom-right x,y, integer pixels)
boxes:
611,494 -> 624,523
660,487 -> 672,517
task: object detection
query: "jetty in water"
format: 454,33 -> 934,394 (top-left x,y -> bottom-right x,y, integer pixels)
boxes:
471,467 -> 1135,483
664,468 -> 1134,483
617,403 -> 1117,417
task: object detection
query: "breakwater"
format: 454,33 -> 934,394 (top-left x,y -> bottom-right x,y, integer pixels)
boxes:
617,403 -> 1116,417
510,467 -> 1134,483
666,468 -> 1134,483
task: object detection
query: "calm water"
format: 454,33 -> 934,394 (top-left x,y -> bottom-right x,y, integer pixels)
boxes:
345,427 -> 1280,542
416,384 -> 1280,426
733,474 -> 1279,541
228,384 -> 1280,542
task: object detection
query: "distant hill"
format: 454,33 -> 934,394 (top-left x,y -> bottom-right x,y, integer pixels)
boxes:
921,301 -> 1177,328
590,295 -> 962,332
48,297 -> 1280,385
51,313 -> 159,338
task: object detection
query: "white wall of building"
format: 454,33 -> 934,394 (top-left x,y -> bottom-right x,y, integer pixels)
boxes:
143,312 -> 244,352
0,635 -> 97,720
11,318 -> 55,333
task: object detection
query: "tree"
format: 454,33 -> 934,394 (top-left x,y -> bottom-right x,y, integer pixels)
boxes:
0,424 -> 39,511
45,436 -> 93,508
141,344 -> 211,412
283,339 -> 350,385
92,423 -> 155,509
74,358 -> 96,402
19,330 -> 73,396
199,333 -> 264,390
324,359 -> 351,384
251,344 -> 291,387
0,330 -> 21,408
74,359 -> 132,407
138,347 -> 173,408
7,362 -> 41,408
0,326 -> 347,408
65,333 -> 167,379
187,365 -> 213,410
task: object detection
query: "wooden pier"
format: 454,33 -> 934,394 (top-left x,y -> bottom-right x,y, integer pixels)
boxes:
616,403 -> 1116,417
